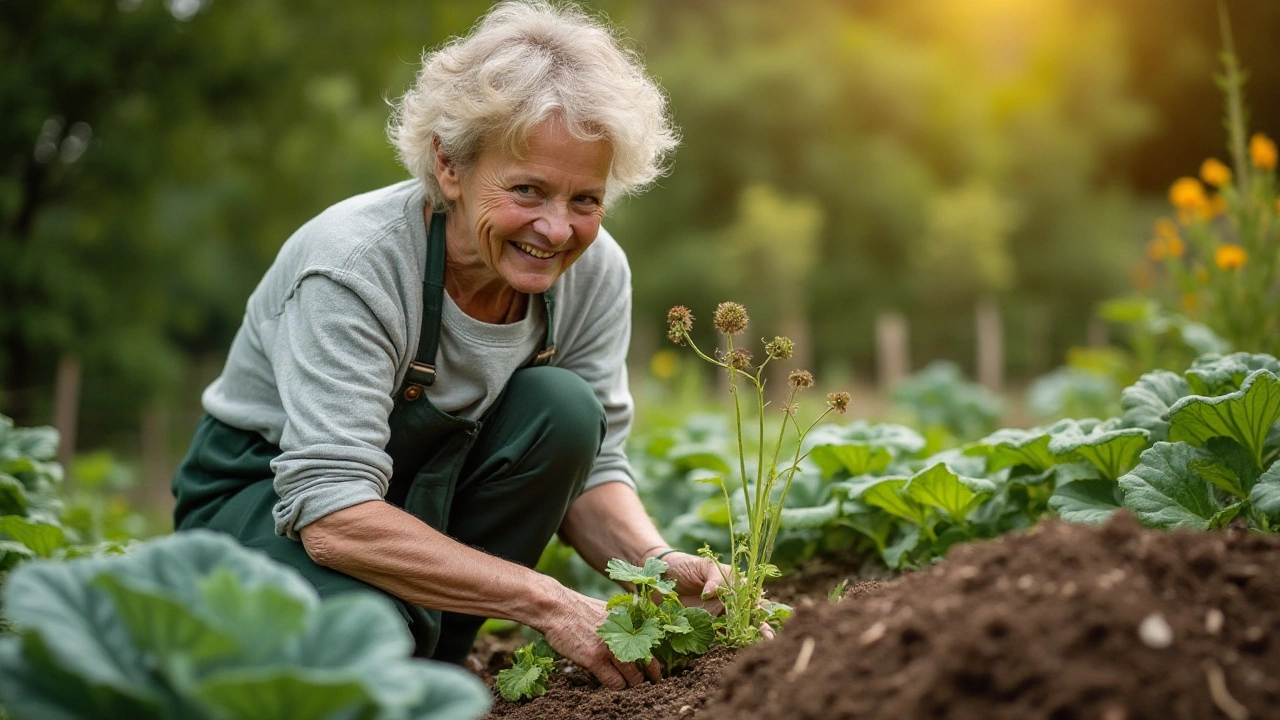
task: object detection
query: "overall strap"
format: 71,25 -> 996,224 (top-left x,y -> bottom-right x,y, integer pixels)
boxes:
404,212 -> 447,395
531,289 -> 557,366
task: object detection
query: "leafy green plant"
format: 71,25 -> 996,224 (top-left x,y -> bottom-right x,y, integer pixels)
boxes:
664,303 -> 847,646
0,531 -> 491,720
495,636 -> 559,703
891,361 -> 1003,449
597,558 -> 715,673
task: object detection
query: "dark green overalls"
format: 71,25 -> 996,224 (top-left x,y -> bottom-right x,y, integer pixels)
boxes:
172,212 -> 606,662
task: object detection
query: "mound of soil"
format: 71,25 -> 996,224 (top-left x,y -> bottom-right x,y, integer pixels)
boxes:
703,513 -> 1280,720
482,644 -> 735,720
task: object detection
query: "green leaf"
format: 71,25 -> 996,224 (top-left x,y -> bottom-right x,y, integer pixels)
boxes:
0,539 -> 34,572
1248,462 -> 1280,521
1185,353 -> 1280,396
196,568 -> 311,663
191,668 -> 370,720
605,557 -> 676,594
597,609 -> 662,663
0,473 -> 28,516
1048,479 -> 1122,524
1119,443 -> 1221,530
778,501 -> 841,529
667,607 -> 714,655
1047,418 -> 1150,481
807,445 -> 892,479
1191,438 -> 1261,500
966,425 -> 1062,473
666,444 -> 732,475
92,573 -> 241,668
0,515 -> 68,558
1168,369 -> 1280,468
0,633 -> 163,720
882,525 -> 920,569
1120,370 -> 1191,443
904,463 -> 994,523
496,644 -> 556,702
861,478 -> 931,527
0,426 -> 60,463
1209,502 -> 1243,530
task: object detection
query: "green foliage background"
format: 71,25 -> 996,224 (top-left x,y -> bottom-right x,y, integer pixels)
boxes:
2,0 -> 1278,479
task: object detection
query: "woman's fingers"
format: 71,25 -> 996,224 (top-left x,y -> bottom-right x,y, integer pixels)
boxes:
643,657 -> 663,684
610,654 -> 645,687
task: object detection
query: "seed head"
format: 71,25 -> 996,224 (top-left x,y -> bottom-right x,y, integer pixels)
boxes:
827,391 -> 851,415
765,336 -> 795,359
728,348 -> 753,370
788,370 -> 815,390
713,302 -> 749,336
667,306 -> 693,344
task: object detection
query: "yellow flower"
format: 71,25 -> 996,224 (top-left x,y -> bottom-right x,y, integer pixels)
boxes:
1169,177 -> 1207,211
1146,238 -> 1167,262
1215,244 -> 1248,270
1200,158 -> 1232,187
1166,235 -> 1185,258
1251,133 -> 1277,170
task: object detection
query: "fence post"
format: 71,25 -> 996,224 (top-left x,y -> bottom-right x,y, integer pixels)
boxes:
976,298 -> 1004,392
53,355 -> 82,473
876,311 -> 910,391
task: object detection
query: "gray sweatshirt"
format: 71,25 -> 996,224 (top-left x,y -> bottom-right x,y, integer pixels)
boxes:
202,180 -> 635,540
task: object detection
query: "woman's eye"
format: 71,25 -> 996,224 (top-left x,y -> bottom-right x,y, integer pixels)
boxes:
574,195 -> 601,207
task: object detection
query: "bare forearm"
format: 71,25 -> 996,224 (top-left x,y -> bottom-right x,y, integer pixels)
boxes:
558,482 -> 668,572
300,500 -> 562,628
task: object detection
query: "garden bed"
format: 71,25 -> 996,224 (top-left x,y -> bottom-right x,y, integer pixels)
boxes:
475,514 -> 1280,719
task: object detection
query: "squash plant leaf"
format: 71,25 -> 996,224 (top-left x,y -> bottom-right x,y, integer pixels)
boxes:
1168,369 -> 1280,469
1047,419 -> 1150,482
0,473 -> 27,516
1208,502 -> 1244,530
808,445 -> 891,479
966,426 -> 1062,473
1184,353 -> 1280,396
1048,479 -> 1122,525
605,558 -> 676,595
667,608 -> 714,655
1248,461 -> 1280,522
190,670 -> 369,720
0,516 -> 67,558
496,643 -> 557,702
1190,438 -> 1261,500
597,609 -> 663,663
804,422 -> 925,478
1118,442 -> 1220,530
1120,370 -> 1191,443
882,525 -> 920,569
778,501 -> 842,530
862,479 -> 931,527
904,463 -> 994,523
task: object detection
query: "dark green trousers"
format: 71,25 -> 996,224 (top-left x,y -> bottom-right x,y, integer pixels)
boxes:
172,366 -> 604,662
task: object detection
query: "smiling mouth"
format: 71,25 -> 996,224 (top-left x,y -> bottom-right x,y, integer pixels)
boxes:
513,241 -> 557,260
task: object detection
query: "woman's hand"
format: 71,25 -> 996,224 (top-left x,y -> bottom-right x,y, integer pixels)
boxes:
538,584 -> 662,690
658,551 -> 733,616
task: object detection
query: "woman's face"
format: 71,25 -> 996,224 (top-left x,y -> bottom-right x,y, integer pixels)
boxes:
438,119 -> 613,296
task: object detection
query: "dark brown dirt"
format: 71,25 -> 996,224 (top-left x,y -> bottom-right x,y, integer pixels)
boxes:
482,644 -> 736,720
703,513 -> 1280,720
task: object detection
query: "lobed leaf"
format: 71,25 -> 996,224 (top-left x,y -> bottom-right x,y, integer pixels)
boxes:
667,607 -> 715,656
0,515 -> 68,558
1184,353 -> 1280,396
1120,370 -> 1191,443
778,501 -> 842,530
903,463 -> 994,524
966,425 -> 1063,473
1048,479 -> 1122,525
861,478 -> 931,527
1249,461 -> 1280,522
597,609 -> 663,663
1167,369 -> 1280,468
1047,418 -> 1150,481
1118,442 -> 1220,530
496,644 -> 556,702
605,558 -> 676,594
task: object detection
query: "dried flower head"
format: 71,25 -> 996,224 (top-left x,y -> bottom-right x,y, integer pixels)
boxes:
788,369 -> 814,390
727,348 -> 753,371
713,302 -> 749,336
827,391 -> 851,415
765,336 -> 795,360
781,402 -> 798,418
667,306 -> 693,344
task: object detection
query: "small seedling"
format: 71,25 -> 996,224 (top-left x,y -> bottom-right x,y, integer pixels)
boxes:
597,557 -> 715,673
496,635 -> 560,702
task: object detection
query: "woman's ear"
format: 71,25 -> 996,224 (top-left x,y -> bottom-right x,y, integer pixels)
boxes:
433,136 -> 462,202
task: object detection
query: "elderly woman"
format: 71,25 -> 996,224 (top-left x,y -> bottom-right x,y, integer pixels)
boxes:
172,0 -> 721,690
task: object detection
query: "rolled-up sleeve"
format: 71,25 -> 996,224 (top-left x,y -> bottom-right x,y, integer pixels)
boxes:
269,273 -> 402,539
